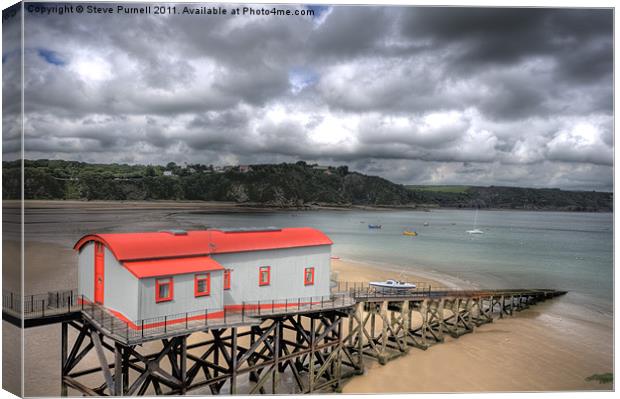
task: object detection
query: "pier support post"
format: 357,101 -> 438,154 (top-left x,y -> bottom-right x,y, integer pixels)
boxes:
429,298 -> 445,343
417,299 -> 430,348
272,319 -> 280,394
379,301 -> 388,364
308,317 -> 316,393
499,295 -> 505,319
180,336 -> 187,395
122,345 -> 129,394
60,321 -> 68,397
355,302 -> 364,373
113,342 -> 123,396
443,298 -> 457,338
464,298 -> 474,332
486,296 -> 494,323
230,327 -> 238,395
400,301 -> 410,353
334,316 -> 344,392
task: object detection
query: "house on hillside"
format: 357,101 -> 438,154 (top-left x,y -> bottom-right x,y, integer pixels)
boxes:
73,227 -> 333,324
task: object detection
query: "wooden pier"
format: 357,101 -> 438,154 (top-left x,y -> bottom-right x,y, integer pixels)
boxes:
3,285 -> 566,396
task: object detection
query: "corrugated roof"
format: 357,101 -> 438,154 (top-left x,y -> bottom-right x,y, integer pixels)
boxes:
74,227 -> 333,262
123,256 -> 224,278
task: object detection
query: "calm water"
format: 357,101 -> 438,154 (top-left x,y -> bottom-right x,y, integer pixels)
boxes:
175,209 -> 613,314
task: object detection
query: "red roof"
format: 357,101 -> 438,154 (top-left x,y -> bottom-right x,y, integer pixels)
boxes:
123,256 -> 224,278
74,227 -> 333,262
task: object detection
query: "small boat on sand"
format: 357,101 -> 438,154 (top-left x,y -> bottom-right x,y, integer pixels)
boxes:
402,230 -> 417,236
368,224 -> 382,229
370,279 -> 417,292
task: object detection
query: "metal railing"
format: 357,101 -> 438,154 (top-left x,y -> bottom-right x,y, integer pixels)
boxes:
241,292 -> 350,318
2,289 -> 81,318
332,281 -> 436,297
332,281 -> 550,300
80,292 -> 352,343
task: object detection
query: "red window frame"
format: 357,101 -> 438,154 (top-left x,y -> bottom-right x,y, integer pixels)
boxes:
155,277 -> 173,303
304,267 -> 315,286
259,266 -> 271,286
194,273 -> 211,297
224,269 -> 231,290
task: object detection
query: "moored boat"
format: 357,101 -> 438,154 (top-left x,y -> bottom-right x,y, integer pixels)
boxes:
369,279 -> 417,292
402,230 -> 417,236
368,224 -> 382,229
466,209 -> 484,235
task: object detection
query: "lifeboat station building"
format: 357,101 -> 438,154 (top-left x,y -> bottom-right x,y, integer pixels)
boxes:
73,227 -> 333,325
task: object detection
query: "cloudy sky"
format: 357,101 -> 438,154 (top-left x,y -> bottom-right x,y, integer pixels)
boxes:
3,3 -> 614,190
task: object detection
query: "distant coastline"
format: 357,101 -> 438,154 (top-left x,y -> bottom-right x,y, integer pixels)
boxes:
10,199 -> 613,213
3,160 -> 612,212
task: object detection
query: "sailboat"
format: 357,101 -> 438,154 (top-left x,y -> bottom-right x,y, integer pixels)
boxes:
466,209 -> 484,234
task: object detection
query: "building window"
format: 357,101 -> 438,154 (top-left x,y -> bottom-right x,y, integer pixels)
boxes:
259,266 -> 270,286
304,267 -> 315,285
224,269 -> 231,290
194,273 -> 211,297
156,277 -> 173,302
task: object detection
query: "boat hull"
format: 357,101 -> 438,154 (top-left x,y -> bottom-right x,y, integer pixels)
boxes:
369,282 -> 417,292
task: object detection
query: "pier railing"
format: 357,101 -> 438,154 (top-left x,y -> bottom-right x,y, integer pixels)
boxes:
79,292 -> 352,343
332,281 -> 549,301
241,292 -> 350,318
332,281 -> 436,298
2,289 -> 80,318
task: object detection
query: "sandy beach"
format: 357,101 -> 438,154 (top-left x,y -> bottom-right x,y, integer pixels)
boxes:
2,202 -> 613,395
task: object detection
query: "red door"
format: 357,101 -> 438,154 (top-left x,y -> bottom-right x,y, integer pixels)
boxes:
94,242 -> 104,304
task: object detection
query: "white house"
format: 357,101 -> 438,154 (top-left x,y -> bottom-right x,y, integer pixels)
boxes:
74,227 -> 333,326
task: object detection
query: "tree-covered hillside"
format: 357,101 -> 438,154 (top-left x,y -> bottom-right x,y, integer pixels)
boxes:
407,185 -> 612,212
2,160 -> 413,206
2,160 -> 612,211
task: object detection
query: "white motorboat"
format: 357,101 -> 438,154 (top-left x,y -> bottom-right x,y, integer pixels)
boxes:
369,279 -> 417,292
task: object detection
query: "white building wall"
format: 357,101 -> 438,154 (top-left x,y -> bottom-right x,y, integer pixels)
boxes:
103,247 -> 140,321
138,271 -> 224,321
77,242 -> 94,300
213,245 -> 331,305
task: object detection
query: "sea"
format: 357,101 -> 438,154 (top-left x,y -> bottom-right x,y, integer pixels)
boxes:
174,209 -> 614,315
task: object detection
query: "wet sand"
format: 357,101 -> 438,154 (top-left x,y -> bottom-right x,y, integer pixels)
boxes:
2,202 -> 613,394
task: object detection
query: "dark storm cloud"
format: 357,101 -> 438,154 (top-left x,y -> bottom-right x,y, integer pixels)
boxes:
10,3 -> 613,190
399,8 -> 612,71
310,7 -> 394,57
